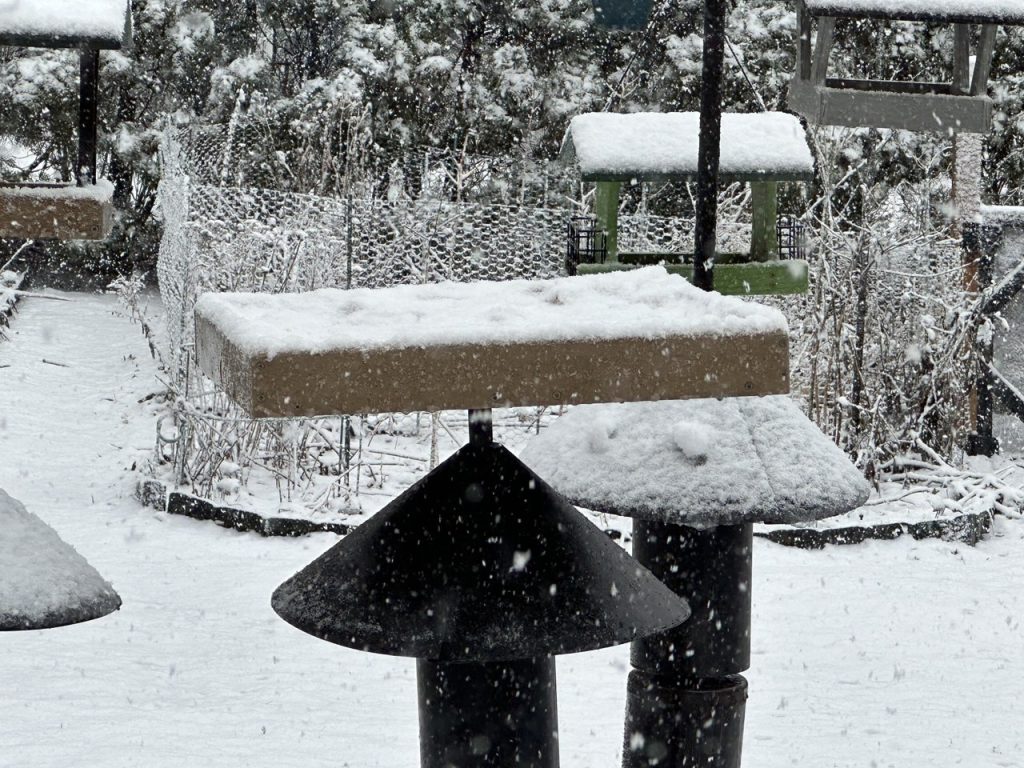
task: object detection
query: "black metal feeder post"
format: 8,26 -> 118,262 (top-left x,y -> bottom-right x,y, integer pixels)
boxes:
622,3 -> 752,766
693,0 -> 727,293
272,409 -> 690,768
77,47 -> 100,186
624,521 -> 751,767
964,223 -> 1003,457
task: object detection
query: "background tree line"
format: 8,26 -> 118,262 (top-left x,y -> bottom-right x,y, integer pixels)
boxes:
1,0 -> 1023,282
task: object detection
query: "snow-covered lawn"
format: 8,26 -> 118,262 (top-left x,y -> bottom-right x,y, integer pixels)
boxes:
2,292 -> 1023,767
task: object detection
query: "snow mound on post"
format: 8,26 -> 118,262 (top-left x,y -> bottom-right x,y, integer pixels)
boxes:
521,397 -> 870,526
0,488 -> 121,631
561,112 -> 814,182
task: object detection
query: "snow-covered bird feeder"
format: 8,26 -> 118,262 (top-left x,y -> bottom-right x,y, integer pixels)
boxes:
560,112 -> 815,296
521,396 -> 870,767
789,0 -> 1024,133
0,0 -> 131,241
193,267 -> 791,766
1,488 -> 121,630
192,267 -> 790,418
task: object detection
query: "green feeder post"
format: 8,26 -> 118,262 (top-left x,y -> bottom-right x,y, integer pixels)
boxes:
595,181 -> 621,263
750,182 -> 779,262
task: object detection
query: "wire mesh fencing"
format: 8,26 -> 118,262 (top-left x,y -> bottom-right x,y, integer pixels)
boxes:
155,124 -> 573,514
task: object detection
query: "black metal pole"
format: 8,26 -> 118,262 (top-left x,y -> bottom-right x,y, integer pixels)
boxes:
468,408 -> 494,446
77,48 -> 100,187
965,223 -> 1001,457
693,0 -> 727,292
418,656 -> 559,768
623,520 -> 752,768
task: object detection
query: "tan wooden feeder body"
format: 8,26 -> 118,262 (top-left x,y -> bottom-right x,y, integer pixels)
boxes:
194,269 -> 790,417
0,183 -> 114,241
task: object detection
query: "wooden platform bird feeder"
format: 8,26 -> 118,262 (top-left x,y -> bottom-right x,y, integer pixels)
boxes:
789,0 -> 1024,133
0,0 -> 131,240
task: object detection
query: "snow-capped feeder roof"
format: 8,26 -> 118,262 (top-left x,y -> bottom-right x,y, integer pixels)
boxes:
194,267 -> 790,418
520,396 -> 870,526
272,442 -> 690,661
0,0 -> 131,49
560,112 -> 815,183
1,488 -> 121,631
802,0 -> 1024,24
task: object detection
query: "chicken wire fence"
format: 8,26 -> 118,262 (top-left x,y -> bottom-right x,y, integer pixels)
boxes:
155,125 -> 581,512
154,123 -> 744,513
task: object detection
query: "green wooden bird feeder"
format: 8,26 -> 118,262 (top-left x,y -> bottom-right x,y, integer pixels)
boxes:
560,111 -> 816,296
591,0 -> 654,29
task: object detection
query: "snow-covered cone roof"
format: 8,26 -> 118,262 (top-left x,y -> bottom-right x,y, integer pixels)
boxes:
560,111 -> 815,183
520,396 -> 870,526
803,0 -> 1024,24
0,0 -> 132,49
0,488 -> 121,631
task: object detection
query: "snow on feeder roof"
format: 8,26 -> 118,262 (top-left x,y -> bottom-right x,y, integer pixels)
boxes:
0,0 -> 131,49
560,112 -> 815,183
802,0 -> 1024,24
520,396 -> 870,526
0,488 -> 121,631
194,267 -> 790,417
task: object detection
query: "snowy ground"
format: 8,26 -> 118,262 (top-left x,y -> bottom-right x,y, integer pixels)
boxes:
2,291 -> 1024,767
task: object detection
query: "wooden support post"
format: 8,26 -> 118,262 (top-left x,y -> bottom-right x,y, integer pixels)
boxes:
971,24 -> 998,97
77,47 -> 100,187
749,182 -> 778,262
811,17 -> 836,85
797,1 -> 812,81
595,181 -> 621,262
694,0 -> 727,292
953,24 -> 972,94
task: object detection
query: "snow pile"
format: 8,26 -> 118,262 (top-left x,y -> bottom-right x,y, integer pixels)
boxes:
194,266 -> 788,360
561,112 -> 814,181
803,0 -> 1024,23
0,488 -> 121,630
0,0 -> 129,46
521,396 -> 870,526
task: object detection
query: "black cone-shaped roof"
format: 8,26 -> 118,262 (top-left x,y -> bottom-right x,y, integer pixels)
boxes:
272,442 -> 689,662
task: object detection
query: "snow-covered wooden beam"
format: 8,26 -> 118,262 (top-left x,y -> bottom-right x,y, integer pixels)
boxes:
560,112 -> 815,184
194,267 -> 790,418
0,0 -> 131,49
802,0 -> 1024,25
0,182 -> 114,241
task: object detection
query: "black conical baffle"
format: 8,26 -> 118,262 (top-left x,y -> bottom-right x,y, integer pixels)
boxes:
272,442 -> 689,662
